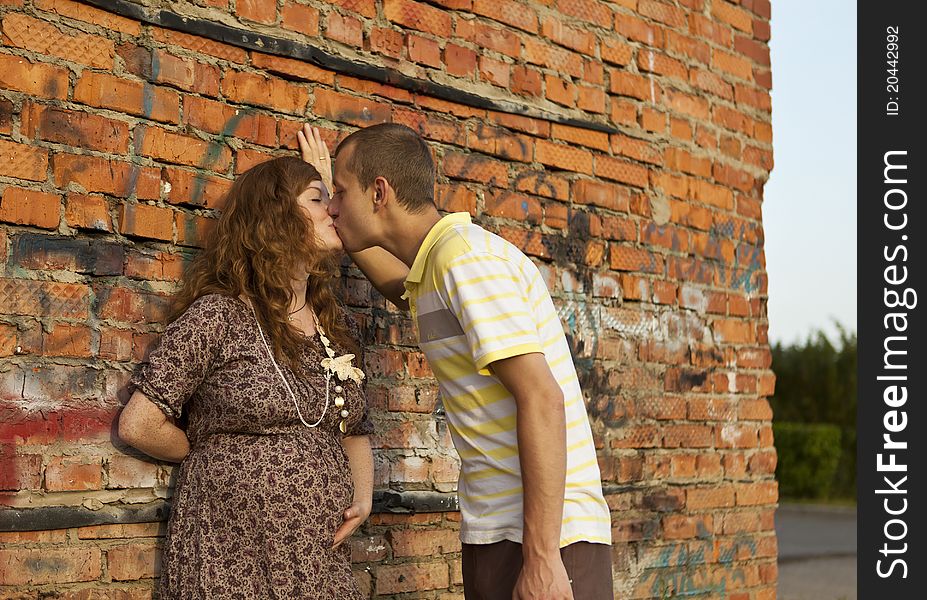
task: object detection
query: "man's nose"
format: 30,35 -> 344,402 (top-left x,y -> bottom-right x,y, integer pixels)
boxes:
327,199 -> 338,217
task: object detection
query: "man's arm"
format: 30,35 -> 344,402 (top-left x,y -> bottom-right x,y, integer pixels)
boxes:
349,247 -> 410,311
490,352 -> 573,600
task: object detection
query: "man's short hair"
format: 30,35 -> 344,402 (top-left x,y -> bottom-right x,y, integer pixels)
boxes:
336,123 -> 436,213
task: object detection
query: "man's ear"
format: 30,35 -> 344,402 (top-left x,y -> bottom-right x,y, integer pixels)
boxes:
372,176 -> 392,210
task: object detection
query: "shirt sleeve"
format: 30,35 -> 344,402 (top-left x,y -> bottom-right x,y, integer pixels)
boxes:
442,252 -> 543,374
130,294 -> 229,419
342,310 -> 374,437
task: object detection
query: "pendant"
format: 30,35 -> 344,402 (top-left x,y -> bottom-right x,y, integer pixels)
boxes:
339,420 -> 347,434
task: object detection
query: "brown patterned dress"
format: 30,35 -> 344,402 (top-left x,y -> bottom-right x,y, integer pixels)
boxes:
131,294 -> 373,599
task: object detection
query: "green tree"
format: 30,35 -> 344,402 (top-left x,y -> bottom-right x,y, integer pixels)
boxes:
770,323 -> 857,499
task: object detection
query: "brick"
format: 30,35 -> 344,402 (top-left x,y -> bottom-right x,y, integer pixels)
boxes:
151,27 -> 249,63
445,44 -> 477,78
639,0 -> 687,28
687,485 -> 735,509
573,179 -> 632,212
666,30 -> 711,66
551,124 -> 609,152
611,134 -> 663,165
485,190 -> 542,224
535,140 -> 592,174
376,561 -> 450,595
640,107 -> 666,132
735,481 -> 778,506
0,529 -> 68,543
443,151 -> 508,187
388,528 -> 460,557
0,278 -> 90,318
74,72 -> 180,123
370,27 -> 404,59
237,0 -> 276,23
511,65 -> 543,97
162,168 -> 232,209
222,70 -> 309,115
713,48 -> 754,81
77,522 -> 161,539
609,70 -> 652,101
615,13 -> 665,47
541,19 -> 596,55
662,514 -> 712,540
0,54 -> 69,100
0,188 -> 59,228
0,138 -> 49,182
558,0 -> 613,28
151,50 -> 222,97
46,456 -> 102,491
174,212 -> 216,248
663,424 -> 713,448
98,326 -> 134,360
384,0 -> 453,38
2,13 -> 114,69
0,98 -> 12,134
312,88 -> 391,127
326,0 -> 376,19
107,454 -> 159,488
514,170 -> 568,200
325,12 -> 363,47
108,543 -> 161,580
22,104 -> 129,154
473,0 -> 538,33
183,95 -> 277,147
118,203 -> 174,241
594,155 -> 649,187
35,0 -> 141,36
711,0 -> 753,33
664,88 -> 710,119
455,19 -> 521,58
545,75 -> 576,107
601,38 -> 632,66
281,2 -> 320,36
338,76 -> 414,104
43,323 -> 92,357
523,37 -> 583,78
0,547 -> 101,584
54,154 -> 160,199
577,84 -> 606,113
609,245 -> 663,274
0,452 -> 42,490
690,68 -> 734,100
137,126 -> 232,172
637,49 -> 688,82
479,55 -> 510,88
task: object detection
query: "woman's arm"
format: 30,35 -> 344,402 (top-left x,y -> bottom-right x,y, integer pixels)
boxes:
118,391 -> 191,463
332,434 -> 374,548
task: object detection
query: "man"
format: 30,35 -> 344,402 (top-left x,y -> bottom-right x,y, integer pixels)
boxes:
301,123 -> 613,599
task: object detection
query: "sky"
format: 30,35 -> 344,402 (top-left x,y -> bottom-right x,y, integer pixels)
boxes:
763,1 -> 857,346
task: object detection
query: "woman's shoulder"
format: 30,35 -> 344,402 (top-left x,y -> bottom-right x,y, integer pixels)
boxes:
175,293 -> 247,325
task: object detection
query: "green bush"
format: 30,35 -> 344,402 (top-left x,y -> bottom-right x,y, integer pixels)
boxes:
773,422 -> 842,499
770,324 -> 856,499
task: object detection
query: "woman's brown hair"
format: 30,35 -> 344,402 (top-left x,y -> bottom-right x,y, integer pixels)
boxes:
171,156 -> 354,375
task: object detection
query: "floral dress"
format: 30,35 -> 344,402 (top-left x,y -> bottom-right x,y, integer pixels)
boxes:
130,294 -> 373,599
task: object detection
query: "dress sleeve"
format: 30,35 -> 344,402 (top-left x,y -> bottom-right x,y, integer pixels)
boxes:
130,294 -> 229,419
342,310 -> 374,437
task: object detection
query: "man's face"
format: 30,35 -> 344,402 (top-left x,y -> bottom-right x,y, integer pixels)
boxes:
329,145 -> 377,252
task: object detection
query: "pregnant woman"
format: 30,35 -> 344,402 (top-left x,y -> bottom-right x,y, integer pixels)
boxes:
118,155 -> 373,598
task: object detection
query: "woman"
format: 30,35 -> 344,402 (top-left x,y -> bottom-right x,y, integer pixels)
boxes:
118,155 -> 373,598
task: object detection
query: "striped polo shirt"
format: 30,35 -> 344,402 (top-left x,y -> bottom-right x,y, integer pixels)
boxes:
402,212 -> 611,547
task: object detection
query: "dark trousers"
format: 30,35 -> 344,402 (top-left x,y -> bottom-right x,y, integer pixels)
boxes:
462,540 -> 614,600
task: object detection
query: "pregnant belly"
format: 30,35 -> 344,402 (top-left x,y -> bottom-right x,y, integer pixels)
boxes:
172,432 -> 354,545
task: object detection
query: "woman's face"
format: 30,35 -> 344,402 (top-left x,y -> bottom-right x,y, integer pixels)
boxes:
296,180 -> 342,251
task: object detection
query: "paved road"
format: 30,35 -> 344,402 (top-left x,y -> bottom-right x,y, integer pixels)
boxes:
776,503 -> 856,600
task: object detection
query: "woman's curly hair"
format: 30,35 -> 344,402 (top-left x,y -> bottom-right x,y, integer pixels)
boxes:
171,156 -> 354,375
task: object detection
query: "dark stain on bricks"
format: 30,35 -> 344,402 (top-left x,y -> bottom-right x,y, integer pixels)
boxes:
12,233 -> 125,276
116,43 -> 153,80
0,99 -> 13,131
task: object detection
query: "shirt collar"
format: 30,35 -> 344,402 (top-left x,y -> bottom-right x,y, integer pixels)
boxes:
404,212 -> 472,286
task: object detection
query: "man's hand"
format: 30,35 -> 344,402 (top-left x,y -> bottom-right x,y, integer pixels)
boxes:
513,554 -> 574,600
332,501 -> 371,548
297,124 -> 333,194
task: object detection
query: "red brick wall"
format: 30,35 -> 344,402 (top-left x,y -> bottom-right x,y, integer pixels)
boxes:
0,0 -> 776,597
